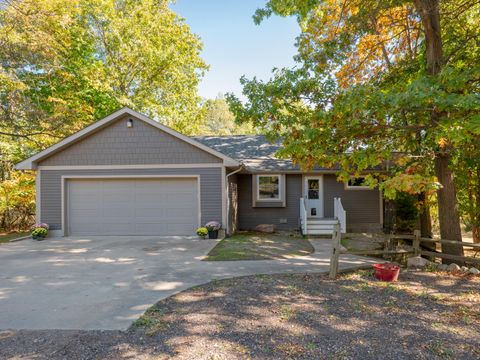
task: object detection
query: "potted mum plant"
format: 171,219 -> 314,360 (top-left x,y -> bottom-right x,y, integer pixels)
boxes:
31,223 -> 49,240
196,227 -> 208,239
205,221 -> 221,239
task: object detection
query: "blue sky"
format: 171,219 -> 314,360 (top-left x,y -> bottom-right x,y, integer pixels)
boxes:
172,1 -> 300,99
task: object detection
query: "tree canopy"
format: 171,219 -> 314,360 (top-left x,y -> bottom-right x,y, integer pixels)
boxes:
228,0 -> 480,246
0,0 -> 207,230
0,0 -> 207,160
200,94 -> 256,136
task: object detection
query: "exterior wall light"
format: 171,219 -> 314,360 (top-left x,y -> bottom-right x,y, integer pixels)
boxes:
127,119 -> 133,128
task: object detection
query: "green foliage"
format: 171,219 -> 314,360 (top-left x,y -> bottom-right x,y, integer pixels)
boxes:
0,170 -> 35,231
453,140 -> 480,242
200,95 -> 256,135
228,0 -> 480,202
31,227 -> 48,238
196,227 -> 208,238
394,193 -> 419,232
0,0 -> 207,156
0,0 -> 208,228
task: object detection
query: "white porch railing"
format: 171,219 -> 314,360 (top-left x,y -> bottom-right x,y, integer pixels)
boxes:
299,197 -> 307,234
334,197 -> 346,233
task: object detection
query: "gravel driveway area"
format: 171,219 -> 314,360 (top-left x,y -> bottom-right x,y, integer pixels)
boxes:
1,271 -> 478,359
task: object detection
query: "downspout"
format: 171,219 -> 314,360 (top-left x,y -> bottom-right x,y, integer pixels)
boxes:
225,165 -> 243,236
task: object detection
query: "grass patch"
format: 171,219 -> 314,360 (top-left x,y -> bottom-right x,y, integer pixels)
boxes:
130,305 -> 168,336
0,231 -> 30,244
204,232 -> 314,261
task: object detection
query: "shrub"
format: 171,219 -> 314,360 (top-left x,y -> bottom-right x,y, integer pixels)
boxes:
394,193 -> 419,232
0,170 -> 35,231
205,221 -> 221,231
31,227 -> 48,238
196,227 -> 208,238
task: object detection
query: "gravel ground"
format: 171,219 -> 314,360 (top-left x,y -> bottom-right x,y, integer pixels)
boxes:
1,270 -> 479,360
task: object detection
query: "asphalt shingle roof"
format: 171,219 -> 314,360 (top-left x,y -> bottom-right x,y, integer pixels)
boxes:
193,135 -> 330,172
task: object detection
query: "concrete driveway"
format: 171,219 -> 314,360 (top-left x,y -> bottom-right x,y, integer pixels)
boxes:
0,236 -> 376,330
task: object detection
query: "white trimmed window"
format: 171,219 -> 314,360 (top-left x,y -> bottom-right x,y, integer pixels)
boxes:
345,177 -> 371,190
257,175 -> 282,201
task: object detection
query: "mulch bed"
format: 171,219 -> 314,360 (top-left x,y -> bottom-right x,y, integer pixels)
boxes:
1,271 -> 479,359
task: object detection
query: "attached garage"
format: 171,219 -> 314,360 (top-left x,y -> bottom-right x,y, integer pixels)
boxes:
66,177 -> 199,236
16,108 -> 238,237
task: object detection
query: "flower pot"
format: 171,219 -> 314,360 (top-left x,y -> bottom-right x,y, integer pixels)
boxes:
208,230 -> 219,239
372,263 -> 400,282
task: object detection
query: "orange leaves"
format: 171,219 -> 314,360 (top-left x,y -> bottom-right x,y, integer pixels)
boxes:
438,137 -> 448,149
299,1 -> 421,87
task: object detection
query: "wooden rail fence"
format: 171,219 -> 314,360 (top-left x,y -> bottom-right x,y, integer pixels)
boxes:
329,225 -> 480,279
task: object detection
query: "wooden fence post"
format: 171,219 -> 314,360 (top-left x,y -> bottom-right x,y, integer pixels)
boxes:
329,223 -> 341,279
413,230 -> 421,256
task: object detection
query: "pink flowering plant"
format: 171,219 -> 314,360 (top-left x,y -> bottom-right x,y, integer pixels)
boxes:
205,221 -> 221,231
32,223 -> 49,231
31,223 -> 49,239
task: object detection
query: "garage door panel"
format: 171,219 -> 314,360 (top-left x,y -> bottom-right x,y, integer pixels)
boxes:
173,193 -> 196,202
134,194 -> 169,204
68,178 -> 199,236
103,194 -> 135,203
167,223 -> 196,233
69,195 -> 103,206
134,207 -> 167,218
70,223 -> 104,235
99,222 -> 132,231
68,209 -> 103,222
166,208 -> 196,218
134,224 -> 168,234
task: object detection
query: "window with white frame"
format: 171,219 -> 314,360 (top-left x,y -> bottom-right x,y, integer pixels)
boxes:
257,175 -> 281,200
345,177 -> 371,190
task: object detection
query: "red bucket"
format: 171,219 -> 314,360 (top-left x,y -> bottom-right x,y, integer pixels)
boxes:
372,263 -> 400,282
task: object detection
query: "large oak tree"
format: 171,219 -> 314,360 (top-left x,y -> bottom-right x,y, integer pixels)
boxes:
228,0 -> 480,255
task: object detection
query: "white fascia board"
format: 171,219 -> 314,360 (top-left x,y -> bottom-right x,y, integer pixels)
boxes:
15,107 -> 239,169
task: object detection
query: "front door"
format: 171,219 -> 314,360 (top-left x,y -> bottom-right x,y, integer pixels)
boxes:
304,176 -> 323,218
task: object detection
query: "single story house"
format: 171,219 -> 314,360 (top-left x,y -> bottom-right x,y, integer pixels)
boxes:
16,107 -> 384,237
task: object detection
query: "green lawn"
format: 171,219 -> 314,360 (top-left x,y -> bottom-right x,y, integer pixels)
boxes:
204,232 -> 314,261
0,231 -> 30,244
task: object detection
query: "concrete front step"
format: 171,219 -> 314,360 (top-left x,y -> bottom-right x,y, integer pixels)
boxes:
305,224 -> 336,230
304,219 -> 339,225
301,218 -> 339,235
305,229 -> 334,235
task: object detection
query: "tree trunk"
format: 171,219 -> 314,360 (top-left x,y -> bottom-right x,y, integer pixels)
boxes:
474,168 -> 480,244
418,192 -> 432,238
414,0 -> 443,75
414,0 -> 464,260
473,226 -> 480,244
434,154 -> 464,258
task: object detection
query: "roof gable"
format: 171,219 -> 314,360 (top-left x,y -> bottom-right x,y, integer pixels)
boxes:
16,108 -> 239,169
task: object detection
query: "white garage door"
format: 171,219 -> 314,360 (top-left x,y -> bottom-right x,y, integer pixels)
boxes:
67,178 -> 199,236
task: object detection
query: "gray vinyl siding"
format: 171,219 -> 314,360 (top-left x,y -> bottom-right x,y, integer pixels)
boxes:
236,173 -> 382,233
323,174 -> 381,231
237,174 -> 302,231
38,115 -> 222,166
39,168 -> 222,231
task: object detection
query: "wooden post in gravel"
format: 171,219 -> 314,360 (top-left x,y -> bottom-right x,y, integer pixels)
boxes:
413,230 -> 421,256
329,223 -> 341,279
